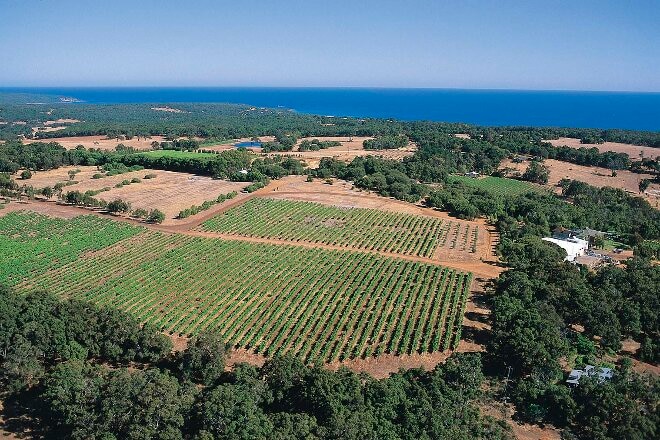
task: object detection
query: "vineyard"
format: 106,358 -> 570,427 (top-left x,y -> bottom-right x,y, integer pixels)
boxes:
198,198 -> 479,257
0,212 -> 141,286
3,211 -> 473,363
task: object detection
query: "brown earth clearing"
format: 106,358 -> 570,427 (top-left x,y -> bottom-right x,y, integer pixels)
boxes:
43,118 -> 81,125
12,166 -> 247,224
546,137 -> 660,160
480,401 -> 562,440
501,158 -> 660,208
284,136 -> 415,168
202,136 -> 415,168
23,135 -> 166,150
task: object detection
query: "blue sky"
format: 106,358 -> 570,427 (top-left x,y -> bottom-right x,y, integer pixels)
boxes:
1,0 -> 658,91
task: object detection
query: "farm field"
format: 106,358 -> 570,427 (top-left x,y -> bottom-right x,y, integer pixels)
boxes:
546,137 -> 660,160
202,136 -> 415,168
22,134 -> 166,150
282,136 -> 415,168
12,166 -> 248,224
447,175 -> 544,196
198,197 -> 479,257
2,211 -> 473,363
500,158 -> 660,207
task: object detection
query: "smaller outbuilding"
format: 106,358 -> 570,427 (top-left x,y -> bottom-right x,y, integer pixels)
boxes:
566,365 -> 614,386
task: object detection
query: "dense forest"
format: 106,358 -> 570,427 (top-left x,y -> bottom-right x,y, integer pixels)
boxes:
0,287 -> 512,439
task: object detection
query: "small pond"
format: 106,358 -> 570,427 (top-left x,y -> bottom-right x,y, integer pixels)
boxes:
234,141 -> 262,148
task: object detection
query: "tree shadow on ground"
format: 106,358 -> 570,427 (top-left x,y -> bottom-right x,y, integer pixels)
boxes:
465,311 -> 489,324
1,388 -> 51,440
461,325 -> 490,346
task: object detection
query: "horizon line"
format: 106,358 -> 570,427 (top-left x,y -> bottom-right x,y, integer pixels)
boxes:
1,85 -> 660,95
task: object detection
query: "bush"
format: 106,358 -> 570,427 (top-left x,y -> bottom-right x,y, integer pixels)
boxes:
107,199 -> 131,213
147,209 -> 165,224
20,170 -> 32,180
92,173 -> 104,179
131,208 -> 148,218
244,181 -> 267,193
143,174 -> 157,179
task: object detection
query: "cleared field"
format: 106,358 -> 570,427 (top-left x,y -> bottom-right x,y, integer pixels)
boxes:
13,166 -> 247,224
23,134 -> 166,150
138,150 -> 219,159
447,175 -> 543,196
500,158 -> 660,207
3,212 -> 473,363
203,136 -> 414,168
546,137 -> 660,160
199,197 -> 479,257
283,136 -> 415,168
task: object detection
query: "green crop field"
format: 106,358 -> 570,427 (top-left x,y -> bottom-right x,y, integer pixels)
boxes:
2,211 -> 473,363
199,198 -> 479,256
448,175 -> 543,196
0,212 -> 141,286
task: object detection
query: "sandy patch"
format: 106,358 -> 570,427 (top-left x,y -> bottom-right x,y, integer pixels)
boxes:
24,135 -> 166,150
500,158 -> 660,208
546,137 -> 660,160
32,126 -> 67,134
44,118 -> 80,125
151,106 -> 187,113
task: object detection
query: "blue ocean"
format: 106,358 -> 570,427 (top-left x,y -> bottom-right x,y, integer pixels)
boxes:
2,87 -> 659,131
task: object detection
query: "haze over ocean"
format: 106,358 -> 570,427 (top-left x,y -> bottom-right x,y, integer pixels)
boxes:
1,87 -> 658,131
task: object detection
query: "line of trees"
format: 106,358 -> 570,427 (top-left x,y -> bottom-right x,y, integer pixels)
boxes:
0,141 -> 307,182
363,134 -> 408,150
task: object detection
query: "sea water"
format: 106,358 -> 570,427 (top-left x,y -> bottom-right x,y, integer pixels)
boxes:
2,87 -> 658,130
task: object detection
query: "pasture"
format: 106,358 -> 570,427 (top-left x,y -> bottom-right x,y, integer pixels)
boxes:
2,211 -> 472,363
447,175 -> 542,196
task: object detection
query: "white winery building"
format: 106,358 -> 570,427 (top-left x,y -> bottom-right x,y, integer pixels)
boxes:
542,236 -> 589,262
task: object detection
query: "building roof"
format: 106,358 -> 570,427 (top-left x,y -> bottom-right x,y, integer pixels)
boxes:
542,237 -> 589,262
566,365 -> 613,385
